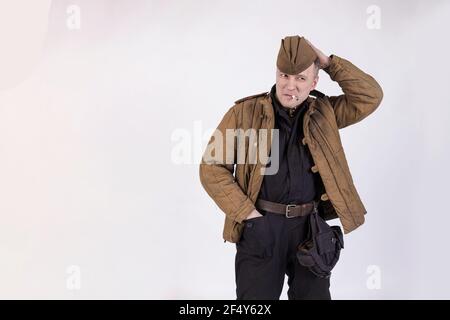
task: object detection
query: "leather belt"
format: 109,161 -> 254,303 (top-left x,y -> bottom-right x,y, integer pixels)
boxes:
256,199 -> 318,218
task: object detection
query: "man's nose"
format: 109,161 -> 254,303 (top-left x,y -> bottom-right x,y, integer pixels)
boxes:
287,77 -> 296,90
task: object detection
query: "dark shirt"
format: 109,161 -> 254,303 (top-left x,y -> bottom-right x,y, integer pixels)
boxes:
257,85 -> 321,207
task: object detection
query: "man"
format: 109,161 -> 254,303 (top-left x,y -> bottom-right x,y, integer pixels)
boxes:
199,36 -> 383,300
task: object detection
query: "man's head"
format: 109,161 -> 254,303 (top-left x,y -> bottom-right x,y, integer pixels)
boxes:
275,36 -> 319,108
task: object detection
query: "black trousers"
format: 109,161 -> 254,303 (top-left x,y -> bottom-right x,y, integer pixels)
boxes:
235,212 -> 331,300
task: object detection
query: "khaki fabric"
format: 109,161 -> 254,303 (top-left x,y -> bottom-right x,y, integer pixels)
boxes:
277,35 -> 317,75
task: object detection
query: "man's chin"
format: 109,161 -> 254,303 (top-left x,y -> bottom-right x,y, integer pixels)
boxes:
279,97 -> 292,107
281,99 -> 302,108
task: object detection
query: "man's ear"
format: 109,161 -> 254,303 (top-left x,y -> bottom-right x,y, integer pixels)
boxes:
310,76 -> 319,91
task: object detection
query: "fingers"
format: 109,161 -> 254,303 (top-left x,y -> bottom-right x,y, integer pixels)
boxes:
304,38 -> 317,51
304,38 -> 324,56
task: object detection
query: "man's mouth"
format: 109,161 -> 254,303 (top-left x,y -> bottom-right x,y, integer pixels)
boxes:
283,94 -> 299,100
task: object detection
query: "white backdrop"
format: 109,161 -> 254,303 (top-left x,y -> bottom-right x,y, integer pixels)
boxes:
0,0 -> 449,299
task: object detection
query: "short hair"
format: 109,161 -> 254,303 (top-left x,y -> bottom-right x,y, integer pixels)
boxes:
313,58 -> 321,77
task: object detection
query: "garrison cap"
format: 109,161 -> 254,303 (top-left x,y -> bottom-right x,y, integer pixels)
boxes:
276,35 -> 317,75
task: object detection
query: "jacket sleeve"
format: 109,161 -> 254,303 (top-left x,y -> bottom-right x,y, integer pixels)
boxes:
323,55 -> 384,129
199,106 -> 256,224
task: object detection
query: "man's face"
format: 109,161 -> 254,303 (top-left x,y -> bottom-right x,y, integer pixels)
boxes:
275,62 -> 318,108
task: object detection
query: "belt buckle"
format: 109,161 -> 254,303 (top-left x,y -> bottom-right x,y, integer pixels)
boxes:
285,204 -> 296,218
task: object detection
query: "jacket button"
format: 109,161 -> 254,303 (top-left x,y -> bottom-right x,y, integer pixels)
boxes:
301,137 -> 307,145
320,193 -> 329,201
311,165 -> 318,173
